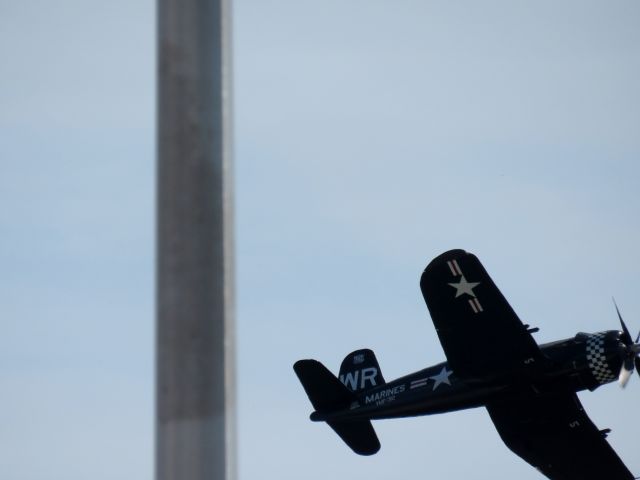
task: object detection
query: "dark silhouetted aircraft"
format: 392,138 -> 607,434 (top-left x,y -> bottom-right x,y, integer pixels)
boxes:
294,249 -> 638,480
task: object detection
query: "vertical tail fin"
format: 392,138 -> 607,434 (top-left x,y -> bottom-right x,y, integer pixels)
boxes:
338,349 -> 385,392
294,359 -> 381,455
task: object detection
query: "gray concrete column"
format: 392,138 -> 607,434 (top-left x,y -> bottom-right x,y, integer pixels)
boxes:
156,0 -> 235,479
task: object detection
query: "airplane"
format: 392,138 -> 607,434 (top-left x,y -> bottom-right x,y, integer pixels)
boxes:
294,249 -> 640,480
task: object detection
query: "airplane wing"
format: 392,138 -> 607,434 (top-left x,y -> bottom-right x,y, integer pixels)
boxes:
486,393 -> 634,480
420,249 -> 546,380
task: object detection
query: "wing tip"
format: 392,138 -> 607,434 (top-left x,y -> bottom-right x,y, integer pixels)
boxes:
423,249 -> 469,273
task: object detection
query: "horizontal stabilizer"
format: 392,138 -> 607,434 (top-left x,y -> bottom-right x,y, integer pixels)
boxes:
294,359 -> 354,412
328,420 -> 381,456
294,359 -> 382,455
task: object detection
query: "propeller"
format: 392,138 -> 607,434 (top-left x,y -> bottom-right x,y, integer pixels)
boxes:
613,298 -> 640,388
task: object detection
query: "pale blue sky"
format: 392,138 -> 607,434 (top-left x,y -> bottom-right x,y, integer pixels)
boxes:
2,1 -> 640,479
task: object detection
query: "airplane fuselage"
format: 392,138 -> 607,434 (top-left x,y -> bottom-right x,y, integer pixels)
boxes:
311,330 -> 626,423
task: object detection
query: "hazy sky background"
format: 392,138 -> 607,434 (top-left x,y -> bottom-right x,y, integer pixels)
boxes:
2,1 -> 640,479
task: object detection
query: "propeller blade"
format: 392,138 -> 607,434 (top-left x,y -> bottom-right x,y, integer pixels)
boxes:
636,356 -> 640,378
619,366 -> 633,388
624,356 -> 635,372
613,298 -> 633,345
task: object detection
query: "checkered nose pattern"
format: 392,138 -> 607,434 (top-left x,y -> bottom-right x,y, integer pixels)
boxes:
585,333 -> 618,384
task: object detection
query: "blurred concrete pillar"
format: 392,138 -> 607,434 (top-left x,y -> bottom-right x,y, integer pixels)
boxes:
156,0 -> 235,479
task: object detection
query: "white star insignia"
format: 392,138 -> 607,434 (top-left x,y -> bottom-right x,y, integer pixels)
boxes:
448,275 -> 480,298
430,366 -> 453,391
